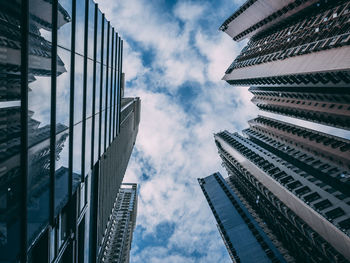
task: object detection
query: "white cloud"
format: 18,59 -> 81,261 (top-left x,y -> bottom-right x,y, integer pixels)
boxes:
95,0 -> 257,262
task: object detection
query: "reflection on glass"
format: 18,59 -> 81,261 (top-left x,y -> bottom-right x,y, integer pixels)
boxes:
94,63 -> 101,162
102,18 -> 108,66
87,0 -> 95,59
55,46 -> 70,216
74,54 -> 84,124
0,0 -> 22,260
86,60 -> 93,118
73,123 -> 82,176
85,118 -> 92,174
57,0 -> 72,49
96,10 -> 102,63
27,0 -> 53,245
100,65 -> 106,154
75,0 -> 85,55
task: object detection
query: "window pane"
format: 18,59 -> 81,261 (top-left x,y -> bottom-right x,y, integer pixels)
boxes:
100,66 -> 106,154
94,62 -> 101,163
85,117 -> 92,174
58,0 -> 72,49
27,0 -> 52,245
74,54 -> 84,124
55,47 -> 71,216
73,122 -> 82,177
86,59 -> 93,118
0,0 -> 22,260
102,18 -> 108,66
75,0 -> 85,55
87,0 -> 95,59
96,10 -> 102,63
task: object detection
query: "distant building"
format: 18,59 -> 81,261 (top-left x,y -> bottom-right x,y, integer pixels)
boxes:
0,0 -> 140,262
98,183 -> 138,263
198,173 -> 290,263
199,0 -> 350,262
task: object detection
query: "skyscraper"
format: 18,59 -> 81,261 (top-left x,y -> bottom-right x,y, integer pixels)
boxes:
221,0 -> 350,89
198,173 -> 291,263
199,0 -> 350,262
0,0 -> 140,262
98,183 -> 138,263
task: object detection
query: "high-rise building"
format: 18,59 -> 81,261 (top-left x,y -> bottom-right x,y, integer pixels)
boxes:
0,0 -> 140,262
221,0 -> 350,88
198,173 -> 291,263
98,183 -> 138,263
214,130 -> 349,262
199,0 -> 350,262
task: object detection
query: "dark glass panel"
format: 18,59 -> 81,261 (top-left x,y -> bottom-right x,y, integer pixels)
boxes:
74,54 -> 84,124
57,0 -> 72,49
75,0 -> 85,55
27,0 -> 52,246
85,117 -> 92,174
72,122 -> 82,177
96,10 -> 102,63
87,0 -> 95,59
0,0 -> 22,260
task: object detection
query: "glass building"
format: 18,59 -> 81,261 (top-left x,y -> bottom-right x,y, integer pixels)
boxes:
0,0 -> 140,262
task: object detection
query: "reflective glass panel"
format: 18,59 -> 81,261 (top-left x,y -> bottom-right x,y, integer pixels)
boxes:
104,63 -> 109,150
96,10 -> 102,63
27,0 -> 52,245
100,65 -> 106,154
74,54 -> 84,124
87,0 -> 95,59
75,0 -> 85,55
0,0 -> 22,260
86,59 -> 93,118
72,122 -> 82,177
55,47 -> 71,216
85,117 -> 92,174
57,0 -> 72,49
94,62 -> 101,163
102,18 -> 108,66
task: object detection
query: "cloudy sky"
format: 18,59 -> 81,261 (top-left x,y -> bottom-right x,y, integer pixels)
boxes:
93,0 -> 350,262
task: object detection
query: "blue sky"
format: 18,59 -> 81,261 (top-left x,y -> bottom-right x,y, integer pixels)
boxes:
92,1 -> 252,262
93,0 -> 350,262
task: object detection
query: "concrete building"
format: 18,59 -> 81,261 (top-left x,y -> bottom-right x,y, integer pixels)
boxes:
98,183 -> 138,263
214,131 -> 350,262
222,0 -> 350,88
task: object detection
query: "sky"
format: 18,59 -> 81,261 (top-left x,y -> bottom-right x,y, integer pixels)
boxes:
93,0 -> 349,262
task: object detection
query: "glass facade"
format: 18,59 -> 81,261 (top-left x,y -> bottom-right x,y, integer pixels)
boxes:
0,0 -> 140,262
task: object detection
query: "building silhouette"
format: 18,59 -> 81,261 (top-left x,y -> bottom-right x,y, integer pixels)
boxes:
98,183 -> 138,263
199,0 -> 350,262
0,0 -> 140,262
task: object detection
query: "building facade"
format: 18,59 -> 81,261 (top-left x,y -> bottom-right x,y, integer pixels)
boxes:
0,0 -> 140,262
98,183 -> 138,263
222,0 -> 350,88
199,0 -> 350,262
198,173 -> 290,263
